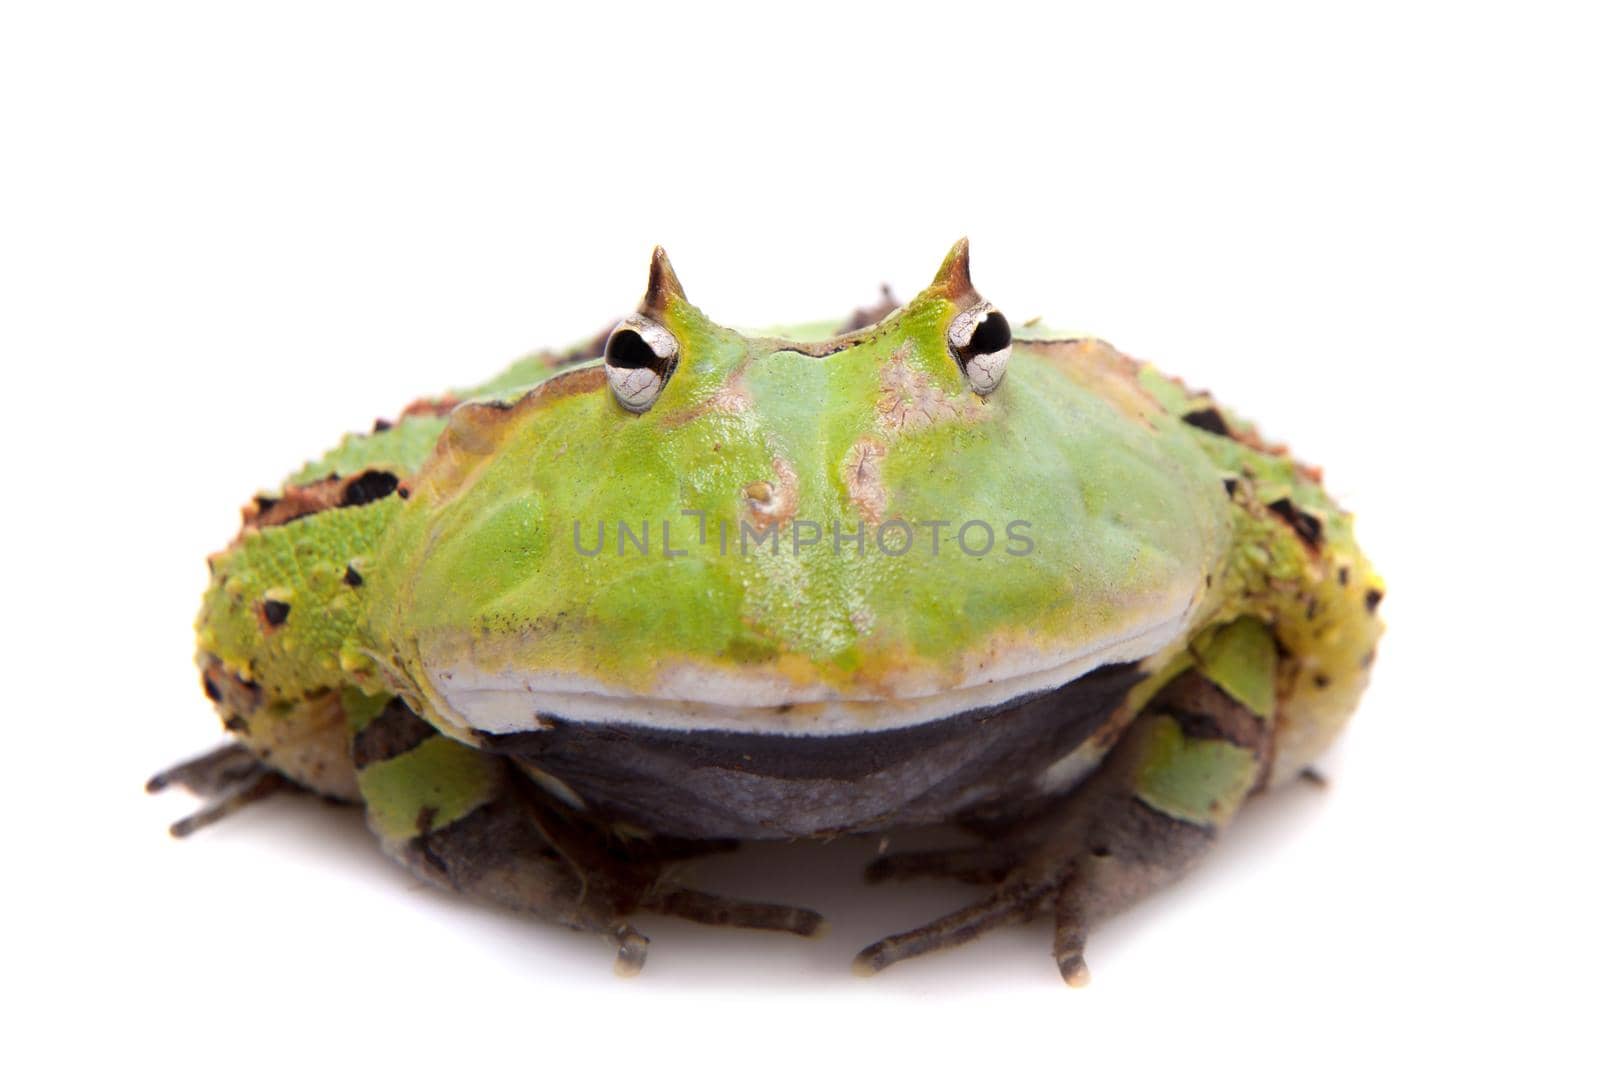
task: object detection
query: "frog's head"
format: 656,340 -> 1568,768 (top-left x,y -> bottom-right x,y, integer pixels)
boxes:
365,242 -> 1233,741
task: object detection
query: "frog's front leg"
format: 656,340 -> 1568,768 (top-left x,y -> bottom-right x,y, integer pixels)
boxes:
858,661 -> 1271,986
347,695 -> 824,974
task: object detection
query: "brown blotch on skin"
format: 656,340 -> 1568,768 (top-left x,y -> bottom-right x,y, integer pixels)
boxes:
341,470 -> 400,507
659,378 -> 752,429
1130,366 -> 1300,463
351,697 -> 436,770
343,564 -> 364,588
1154,672 -> 1271,765
1181,407 -> 1232,436
242,468 -> 411,532
372,418 -> 394,433
1266,497 -> 1324,550
518,365 -> 609,409
416,367 -> 609,501
244,475 -> 344,529
261,599 -> 291,627
200,656 -> 267,725
1218,414 -> 1290,460
401,395 -> 461,419
741,455 -> 799,533
844,437 -> 889,524
415,806 -> 438,835
1365,588 -> 1384,614
876,343 -> 971,432
1181,406 -> 1307,476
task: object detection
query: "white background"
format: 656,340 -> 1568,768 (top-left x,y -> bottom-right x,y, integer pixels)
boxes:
4,2 -> 1595,1064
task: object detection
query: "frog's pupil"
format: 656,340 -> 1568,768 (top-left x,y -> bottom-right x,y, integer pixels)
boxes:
605,328 -> 661,371
965,311 -> 1011,358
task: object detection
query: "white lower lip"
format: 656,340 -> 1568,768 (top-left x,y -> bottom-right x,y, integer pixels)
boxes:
424,607 -> 1190,738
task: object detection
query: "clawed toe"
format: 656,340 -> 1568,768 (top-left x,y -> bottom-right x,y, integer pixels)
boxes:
149,744 -> 295,838
645,884 -> 825,937
609,924 -> 650,977
852,879 -> 1054,976
1052,892 -> 1091,986
146,742 -> 261,797
166,768 -> 291,837
854,873 -> 1101,985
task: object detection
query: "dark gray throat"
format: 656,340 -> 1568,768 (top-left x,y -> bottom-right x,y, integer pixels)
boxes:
475,662 -> 1142,840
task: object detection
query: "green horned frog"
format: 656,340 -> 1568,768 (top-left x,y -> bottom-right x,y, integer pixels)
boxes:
152,241 -> 1383,984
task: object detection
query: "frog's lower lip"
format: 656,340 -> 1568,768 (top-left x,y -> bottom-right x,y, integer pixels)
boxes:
424,608 -> 1190,738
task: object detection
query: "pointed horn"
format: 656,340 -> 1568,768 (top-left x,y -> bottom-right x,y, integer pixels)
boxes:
642,246 -> 687,316
929,237 -> 975,300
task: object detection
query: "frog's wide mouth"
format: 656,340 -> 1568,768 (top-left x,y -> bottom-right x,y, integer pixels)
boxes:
423,605 -> 1191,738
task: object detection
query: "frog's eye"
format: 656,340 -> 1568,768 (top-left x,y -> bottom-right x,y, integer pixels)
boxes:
946,304 -> 1012,395
604,315 -> 679,413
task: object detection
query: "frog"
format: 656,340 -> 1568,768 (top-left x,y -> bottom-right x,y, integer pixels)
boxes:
150,240 -> 1383,984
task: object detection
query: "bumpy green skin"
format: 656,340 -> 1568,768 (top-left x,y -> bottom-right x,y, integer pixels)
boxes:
193,245 -> 1381,891
1132,368 -> 1383,786
193,342 -> 580,803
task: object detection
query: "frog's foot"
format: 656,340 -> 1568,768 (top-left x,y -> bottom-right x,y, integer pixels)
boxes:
351,700 -> 822,974
856,670 -> 1270,985
396,782 -> 824,974
146,743 -> 295,838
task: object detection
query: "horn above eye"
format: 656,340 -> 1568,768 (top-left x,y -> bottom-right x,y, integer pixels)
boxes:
604,315 -> 679,413
946,305 -> 1012,395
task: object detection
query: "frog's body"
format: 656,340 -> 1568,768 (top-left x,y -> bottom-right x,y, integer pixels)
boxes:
155,243 -> 1382,983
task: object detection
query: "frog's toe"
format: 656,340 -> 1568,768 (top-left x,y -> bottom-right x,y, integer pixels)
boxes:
166,769 -> 292,838
851,878 -> 1054,976
147,743 -> 295,837
853,848 -> 1153,985
608,923 -> 651,977
1051,887 -> 1092,986
859,665 -> 1278,984
146,742 -> 261,797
